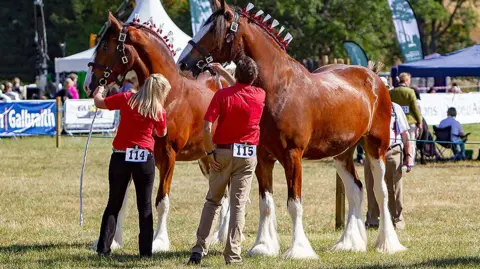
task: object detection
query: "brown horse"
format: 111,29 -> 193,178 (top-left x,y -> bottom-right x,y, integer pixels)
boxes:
85,12 -> 231,252
178,0 -> 406,258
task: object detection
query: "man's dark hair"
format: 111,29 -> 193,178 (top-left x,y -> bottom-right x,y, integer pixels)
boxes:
235,56 -> 258,85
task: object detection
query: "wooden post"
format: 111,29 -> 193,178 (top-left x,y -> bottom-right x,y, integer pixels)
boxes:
322,55 -> 329,67
335,173 -> 345,229
56,97 -> 62,148
338,58 -> 345,64
333,58 -> 338,64
346,58 -> 351,65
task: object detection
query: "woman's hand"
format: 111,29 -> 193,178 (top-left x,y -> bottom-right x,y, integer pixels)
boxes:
93,86 -> 105,97
208,155 -> 222,172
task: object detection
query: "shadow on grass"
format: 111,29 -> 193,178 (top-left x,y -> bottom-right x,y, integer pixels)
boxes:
0,242 -> 223,268
0,242 -> 88,253
355,256 -> 480,269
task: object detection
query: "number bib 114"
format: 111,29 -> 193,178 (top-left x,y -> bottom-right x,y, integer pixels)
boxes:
233,143 -> 256,158
125,148 -> 149,162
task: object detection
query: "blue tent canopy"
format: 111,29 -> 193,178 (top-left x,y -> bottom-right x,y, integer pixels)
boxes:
398,44 -> 480,77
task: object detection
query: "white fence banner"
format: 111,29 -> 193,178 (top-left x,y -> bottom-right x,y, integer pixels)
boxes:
419,92 -> 480,125
64,99 -> 116,133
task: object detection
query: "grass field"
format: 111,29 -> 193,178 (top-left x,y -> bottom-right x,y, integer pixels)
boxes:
0,133 -> 479,268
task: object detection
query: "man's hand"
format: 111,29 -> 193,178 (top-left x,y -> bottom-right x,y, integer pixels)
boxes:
403,154 -> 414,173
208,154 -> 222,172
209,63 -> 228,76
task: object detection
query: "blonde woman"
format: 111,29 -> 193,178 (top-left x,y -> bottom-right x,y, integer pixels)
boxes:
93,73 -> 170,257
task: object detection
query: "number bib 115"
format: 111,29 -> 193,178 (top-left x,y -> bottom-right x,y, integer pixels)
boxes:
233,143 -> 256,158
125,148 -> 149,162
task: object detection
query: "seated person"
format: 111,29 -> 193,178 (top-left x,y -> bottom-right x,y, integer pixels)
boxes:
438,107 -> 469,160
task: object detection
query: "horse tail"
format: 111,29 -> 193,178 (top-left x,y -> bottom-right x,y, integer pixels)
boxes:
367,61 -> 385,74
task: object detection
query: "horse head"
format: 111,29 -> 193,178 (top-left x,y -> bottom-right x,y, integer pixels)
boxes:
85,12 -> 147,97
177,0 -> 292,78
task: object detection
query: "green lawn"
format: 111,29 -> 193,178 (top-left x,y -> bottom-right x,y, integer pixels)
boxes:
0,137 -> 479,268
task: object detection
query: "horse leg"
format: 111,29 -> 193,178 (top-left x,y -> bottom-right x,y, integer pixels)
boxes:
152,145 -> 176,252
91,180 -> 131,251
283,148 -> 318,259
331,146 -> 367,252
247,148 -> 279,257
364,142 -> 407,253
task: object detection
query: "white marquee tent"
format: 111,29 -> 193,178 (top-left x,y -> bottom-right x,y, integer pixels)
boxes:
54,0 -> 191,75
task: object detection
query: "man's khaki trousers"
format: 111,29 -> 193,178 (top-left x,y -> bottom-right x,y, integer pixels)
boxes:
365,146 -> 405,228
192,148 -> 257,263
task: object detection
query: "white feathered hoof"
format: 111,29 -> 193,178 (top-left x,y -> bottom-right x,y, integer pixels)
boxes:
247,241 -> 279,257
152,236 -> 170,253
375,237 -> 407,254
331,234 -> 367,252
282,243 -> 318,259
90,239 -> 122,251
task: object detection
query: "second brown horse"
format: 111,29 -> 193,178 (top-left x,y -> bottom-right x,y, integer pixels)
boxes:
178,0 -> 407,259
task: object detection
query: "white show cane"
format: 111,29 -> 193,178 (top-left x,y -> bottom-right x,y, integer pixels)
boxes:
79,87 -> 104,226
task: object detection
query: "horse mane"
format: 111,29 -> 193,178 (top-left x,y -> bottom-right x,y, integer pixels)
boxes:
210,3 -> 293,52
94,15 -> 181,58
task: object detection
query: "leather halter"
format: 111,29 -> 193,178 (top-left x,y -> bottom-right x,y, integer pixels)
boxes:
187,11 -> 240,71
88,25 -> 130,87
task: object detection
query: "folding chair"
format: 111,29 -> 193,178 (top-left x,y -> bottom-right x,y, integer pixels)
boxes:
433,126 -> 453,160
417,120 -> 441,163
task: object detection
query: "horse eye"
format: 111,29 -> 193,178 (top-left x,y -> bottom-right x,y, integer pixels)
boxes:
102,42 -> 108,51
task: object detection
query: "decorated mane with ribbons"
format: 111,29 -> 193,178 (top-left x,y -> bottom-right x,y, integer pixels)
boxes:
240,3 -> 293,50
131,14 -> 182,57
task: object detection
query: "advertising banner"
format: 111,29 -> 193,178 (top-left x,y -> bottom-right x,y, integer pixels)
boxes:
343,41 -> 369,67
419,93 -> 480,125
0,100 -> 56,137
388,0 -> 424,62
189,0 -> 213,35
64,99 -> 116,133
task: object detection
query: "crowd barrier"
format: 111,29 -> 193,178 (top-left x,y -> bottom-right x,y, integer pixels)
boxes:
0,99 -> 117,137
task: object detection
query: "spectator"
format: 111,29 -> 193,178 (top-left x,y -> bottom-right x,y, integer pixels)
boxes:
389,72 -> 423,158
427,87 -> 436,94
365,102 -> 413,230
448,83 -> 462,93
65,76 -> 79,99
13,77 -> 24,98
438,107 -> 467,160
4,82 -> 20,100
0,84 -> 12,102
55,79 -> 74,103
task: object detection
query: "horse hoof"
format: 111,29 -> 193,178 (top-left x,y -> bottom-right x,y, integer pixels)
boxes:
247,243 -> 279,257
375,240 -> 407,254
90,239 -> 122,251
282,245 -> 318,259
152,239 -> 170,253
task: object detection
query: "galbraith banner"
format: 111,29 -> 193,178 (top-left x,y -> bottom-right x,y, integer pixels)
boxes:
388,0 -> 423,62
0,101 -> 57,136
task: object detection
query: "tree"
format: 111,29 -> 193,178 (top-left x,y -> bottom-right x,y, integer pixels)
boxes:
410,0 -> 478,55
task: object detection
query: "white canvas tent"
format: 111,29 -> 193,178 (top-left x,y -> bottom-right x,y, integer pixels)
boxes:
54,0 -> 191,76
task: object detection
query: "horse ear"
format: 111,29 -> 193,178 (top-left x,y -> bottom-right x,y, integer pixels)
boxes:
212,0 -> 225,11
108,11 -> 122,33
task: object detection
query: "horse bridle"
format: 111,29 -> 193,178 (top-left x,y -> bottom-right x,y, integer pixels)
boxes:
88,25 -> 131,87
188,11 -> 240,71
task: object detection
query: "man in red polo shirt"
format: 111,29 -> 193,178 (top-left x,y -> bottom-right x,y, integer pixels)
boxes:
188,57 -> 265,265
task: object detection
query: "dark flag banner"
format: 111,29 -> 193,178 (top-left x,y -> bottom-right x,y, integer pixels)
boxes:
343,41 -> 369,67
388,0 -> 424,62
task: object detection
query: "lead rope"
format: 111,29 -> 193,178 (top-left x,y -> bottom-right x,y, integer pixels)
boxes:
79,88 -> 106,226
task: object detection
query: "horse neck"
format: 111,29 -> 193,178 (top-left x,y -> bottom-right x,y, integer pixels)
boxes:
130,31 -> 184,88
241,25 -> 305,92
